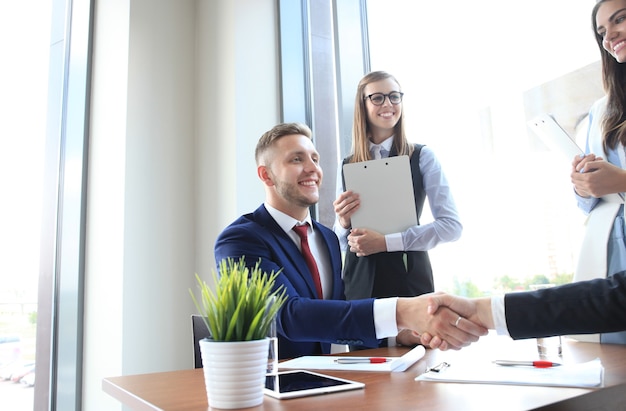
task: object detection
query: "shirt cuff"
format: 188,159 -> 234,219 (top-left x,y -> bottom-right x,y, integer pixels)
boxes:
385,233 -> 403,252
334,224 -> 350,251
334,222 -> 350,238
373,297 -> 399,338
491,295 -> 510,336
577,194 -> 596,207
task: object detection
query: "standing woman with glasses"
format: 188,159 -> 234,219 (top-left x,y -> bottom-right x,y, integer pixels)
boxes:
333,71 -> 462,346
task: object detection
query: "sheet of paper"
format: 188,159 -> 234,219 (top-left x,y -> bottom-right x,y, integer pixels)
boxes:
342,156 -> 417,235
415,358 -> 603,388
279,345 -> 425,373
527,113 -> 584,161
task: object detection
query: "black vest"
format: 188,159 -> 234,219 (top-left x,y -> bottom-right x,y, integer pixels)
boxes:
340,144 -> 433,299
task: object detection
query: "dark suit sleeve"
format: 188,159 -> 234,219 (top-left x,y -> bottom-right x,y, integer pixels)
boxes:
505,272 -> 626,339
214,212 -> 380,357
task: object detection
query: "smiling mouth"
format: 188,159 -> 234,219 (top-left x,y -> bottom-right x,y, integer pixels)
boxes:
614,40 -> 626,53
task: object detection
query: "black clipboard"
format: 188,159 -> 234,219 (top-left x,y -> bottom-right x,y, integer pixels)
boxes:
342,156 -> 417,235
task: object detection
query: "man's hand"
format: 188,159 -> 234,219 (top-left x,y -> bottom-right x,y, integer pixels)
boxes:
396,293 -> 488,351
419,293 -> 494,348
396,328 -> 422,347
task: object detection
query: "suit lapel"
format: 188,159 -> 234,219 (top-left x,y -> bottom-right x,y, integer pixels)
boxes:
254,206 -> 322,298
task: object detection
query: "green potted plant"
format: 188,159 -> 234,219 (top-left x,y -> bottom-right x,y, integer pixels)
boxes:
189,257 -> 287,409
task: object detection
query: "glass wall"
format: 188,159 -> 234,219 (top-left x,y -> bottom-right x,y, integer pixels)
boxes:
0,1 -> 53,409
366,0 -> 600,295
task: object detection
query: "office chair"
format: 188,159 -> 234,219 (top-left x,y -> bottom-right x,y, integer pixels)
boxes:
191,314 -> 211,368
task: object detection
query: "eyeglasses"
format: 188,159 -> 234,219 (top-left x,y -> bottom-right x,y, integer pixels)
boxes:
364,92 -> 404,106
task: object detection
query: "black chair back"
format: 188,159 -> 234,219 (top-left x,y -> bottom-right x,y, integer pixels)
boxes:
191,315 -> 211,368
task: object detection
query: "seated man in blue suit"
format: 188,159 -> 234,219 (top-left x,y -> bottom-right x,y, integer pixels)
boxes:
214,122 -> 487,359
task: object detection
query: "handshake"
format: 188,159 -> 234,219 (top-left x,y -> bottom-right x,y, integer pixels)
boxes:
396,292 -> 495,350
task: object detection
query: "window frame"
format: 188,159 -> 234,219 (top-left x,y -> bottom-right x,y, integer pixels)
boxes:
278,0 -> 370,226
36,0 -> 94,409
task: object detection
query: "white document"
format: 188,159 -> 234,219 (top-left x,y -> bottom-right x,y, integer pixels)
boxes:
527,113 -> 584,161
415,358 -> 603,388
342,156 -> 417,235
278,345 -> 425,373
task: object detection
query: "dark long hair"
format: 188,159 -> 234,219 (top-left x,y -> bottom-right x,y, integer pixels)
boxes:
592,0 -> 626,151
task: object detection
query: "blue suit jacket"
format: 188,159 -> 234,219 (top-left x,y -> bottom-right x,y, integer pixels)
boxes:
505,272 -> 626,339
214,205 -> 379,359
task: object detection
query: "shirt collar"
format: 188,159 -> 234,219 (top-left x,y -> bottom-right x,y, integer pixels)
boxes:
264,203 -> 313,233
369,135 -> 394,152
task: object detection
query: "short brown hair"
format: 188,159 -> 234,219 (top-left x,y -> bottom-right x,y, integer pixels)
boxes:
255,122 -> 312,165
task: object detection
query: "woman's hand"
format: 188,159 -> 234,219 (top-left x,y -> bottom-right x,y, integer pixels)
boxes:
571,156 -> 626,198
333,190 -> 360,229
572,153 -> 598,174
571,153 -> 601,197
347,228 -> 386,256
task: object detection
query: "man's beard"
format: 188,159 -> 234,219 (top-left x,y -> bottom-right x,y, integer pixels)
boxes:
273,179 -> 318,208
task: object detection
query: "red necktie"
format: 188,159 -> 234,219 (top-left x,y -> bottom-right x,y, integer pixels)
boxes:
293,224 -> 323,299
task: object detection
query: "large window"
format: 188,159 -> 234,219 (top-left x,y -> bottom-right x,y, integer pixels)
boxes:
279,1 -> 598,296
0,2 -> 52,409
0,0 -> 92,410
366,0 -> 600,295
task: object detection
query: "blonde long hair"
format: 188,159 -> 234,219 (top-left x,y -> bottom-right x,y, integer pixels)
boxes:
348,71 -> 414,163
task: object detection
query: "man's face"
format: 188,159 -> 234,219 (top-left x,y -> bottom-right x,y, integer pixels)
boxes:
260,134 -> 323,217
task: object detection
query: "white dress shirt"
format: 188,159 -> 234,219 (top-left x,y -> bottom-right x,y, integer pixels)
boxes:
264,203 -> 399,339
492,295 -> 509,336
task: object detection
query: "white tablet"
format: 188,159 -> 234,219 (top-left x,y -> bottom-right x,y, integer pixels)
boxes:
264,370 -> 365,399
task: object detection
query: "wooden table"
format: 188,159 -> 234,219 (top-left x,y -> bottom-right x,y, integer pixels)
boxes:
103,335 -> 626,410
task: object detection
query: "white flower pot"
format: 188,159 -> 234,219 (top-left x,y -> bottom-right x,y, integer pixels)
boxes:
199,338 -> 269,409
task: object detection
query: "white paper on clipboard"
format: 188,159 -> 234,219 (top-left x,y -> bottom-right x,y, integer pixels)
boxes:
527,113 -> 584,161
342,156 -> 417,235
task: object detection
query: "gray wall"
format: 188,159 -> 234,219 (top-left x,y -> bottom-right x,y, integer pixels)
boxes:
84,0 -> 279,409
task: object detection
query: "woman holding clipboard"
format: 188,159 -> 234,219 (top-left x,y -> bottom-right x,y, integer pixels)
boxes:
570,0 -> 626,345
333,71 -> 462,347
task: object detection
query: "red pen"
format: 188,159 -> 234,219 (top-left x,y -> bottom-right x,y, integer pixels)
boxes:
335,357 -> 390,364
494,360 -> 561,368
